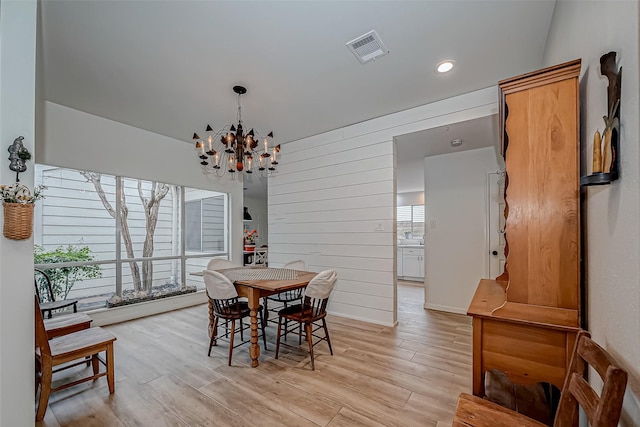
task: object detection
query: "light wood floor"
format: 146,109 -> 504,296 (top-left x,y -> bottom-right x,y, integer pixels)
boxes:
37,282 -> 472,426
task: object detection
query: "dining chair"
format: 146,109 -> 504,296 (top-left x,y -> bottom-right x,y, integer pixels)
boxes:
453,330 -> 628,427
249,247 -> 268,266
207,258 -> 237,271
262,260 -> 307,329
34,269 -> 79,319
203,270 -> 267,365
275,269 -> 337,370
35,297 -> 117,421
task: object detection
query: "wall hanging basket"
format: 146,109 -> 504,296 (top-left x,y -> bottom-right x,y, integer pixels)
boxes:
2,202 -> 34,240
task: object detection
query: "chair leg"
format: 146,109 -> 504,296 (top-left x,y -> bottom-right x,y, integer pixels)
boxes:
306,322 -> 315,370
228,319 -> 236,366
322,318 -> 333,355
106,343 -> 115,394
263,298 -> 269,328
91,354 -> 99,377
36,360 -> 52,421
73,303 -> 77,313
259,309 -> 267,351
275,316 -> 283,359
240,318 -> 244,341
208,317 -> 219,356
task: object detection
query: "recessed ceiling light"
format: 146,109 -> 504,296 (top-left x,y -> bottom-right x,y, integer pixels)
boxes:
436,60 -> 455,73
451,138 -> 463,147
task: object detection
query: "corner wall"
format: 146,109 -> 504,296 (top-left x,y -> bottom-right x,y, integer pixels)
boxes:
424,147 -> 499,313
268,87 -> 498,326
543,1 -> 640,423
0,1 -> 37,424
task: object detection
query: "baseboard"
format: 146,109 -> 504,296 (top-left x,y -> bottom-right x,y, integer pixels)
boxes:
327,310 -> 397,328
424,302 -> 467,315
87,290 -> 208,327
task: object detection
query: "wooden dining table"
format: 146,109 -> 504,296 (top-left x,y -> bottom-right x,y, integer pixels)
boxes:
195,267 -> 317,367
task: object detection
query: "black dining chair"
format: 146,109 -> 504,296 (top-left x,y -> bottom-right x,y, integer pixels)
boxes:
34,269 -> 79,319
203,269 -> 267,365
275,269 -> 337,370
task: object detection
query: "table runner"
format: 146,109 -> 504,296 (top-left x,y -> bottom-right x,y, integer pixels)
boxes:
221,267 -> 298,283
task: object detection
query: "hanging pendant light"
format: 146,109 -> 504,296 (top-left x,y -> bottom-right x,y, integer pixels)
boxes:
192,86 -> 280,177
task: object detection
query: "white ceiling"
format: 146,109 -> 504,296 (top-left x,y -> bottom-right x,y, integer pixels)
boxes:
39,1 -> 555,198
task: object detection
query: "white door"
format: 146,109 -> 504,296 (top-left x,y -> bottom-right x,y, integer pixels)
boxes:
488,171 -> 506,278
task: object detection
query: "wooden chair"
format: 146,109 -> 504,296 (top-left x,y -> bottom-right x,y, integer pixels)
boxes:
453,330 -> 628,427
35,297 -> 117,421
263,260 -> 307,329
203,270 -> 267,365
275,269 -> 337,370
34,269 -> 79,319
249,247 -> 268,266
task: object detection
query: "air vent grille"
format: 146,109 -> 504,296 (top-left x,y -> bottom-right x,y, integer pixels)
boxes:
346,30 -> 389,64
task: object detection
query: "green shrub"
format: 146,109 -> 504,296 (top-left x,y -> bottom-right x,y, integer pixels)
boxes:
34,245 -> 102,300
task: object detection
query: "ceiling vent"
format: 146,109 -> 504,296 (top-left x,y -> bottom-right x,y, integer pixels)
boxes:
346,30 -> 389,64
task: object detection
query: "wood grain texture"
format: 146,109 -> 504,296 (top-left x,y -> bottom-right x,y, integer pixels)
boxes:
37,282 -> 472,427
503,77 -> 580,309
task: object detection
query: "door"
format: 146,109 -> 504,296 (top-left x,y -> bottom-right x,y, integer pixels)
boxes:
488,171 -> 506,278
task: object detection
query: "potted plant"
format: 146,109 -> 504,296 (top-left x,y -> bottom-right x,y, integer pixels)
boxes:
243,228 -> 258,252
1,183 -> 45,240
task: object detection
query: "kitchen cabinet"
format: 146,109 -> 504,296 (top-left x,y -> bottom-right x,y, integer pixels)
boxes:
401,247 -> 424,279
397,247 -> 403,277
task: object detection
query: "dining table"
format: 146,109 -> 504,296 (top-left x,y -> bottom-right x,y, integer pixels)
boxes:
194,267 -> 317,367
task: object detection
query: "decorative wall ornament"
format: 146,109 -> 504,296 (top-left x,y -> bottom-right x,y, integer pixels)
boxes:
8,136 -> 31,182
583,51 -> 622,186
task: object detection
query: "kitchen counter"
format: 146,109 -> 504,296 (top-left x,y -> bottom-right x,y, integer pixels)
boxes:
397,244 -> 424,248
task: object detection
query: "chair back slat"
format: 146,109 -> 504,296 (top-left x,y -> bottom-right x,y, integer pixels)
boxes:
34,297 -> 52,357
305,270 -> 337,300
203,270 -> 238,300
554,331 -> 628,427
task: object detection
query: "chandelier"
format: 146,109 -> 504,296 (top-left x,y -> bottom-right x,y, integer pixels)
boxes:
193,85 -> 280,177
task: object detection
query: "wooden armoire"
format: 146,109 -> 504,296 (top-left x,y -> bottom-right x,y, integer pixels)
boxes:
468,59 -> 582,397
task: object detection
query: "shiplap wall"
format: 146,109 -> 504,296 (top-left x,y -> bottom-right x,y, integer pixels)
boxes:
269,87 -> 499,326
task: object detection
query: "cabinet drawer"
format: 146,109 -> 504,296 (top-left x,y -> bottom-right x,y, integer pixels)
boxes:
403,248 -> 423,256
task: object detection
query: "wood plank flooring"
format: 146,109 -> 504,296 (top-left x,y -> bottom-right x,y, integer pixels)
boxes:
37,281 -> 472,426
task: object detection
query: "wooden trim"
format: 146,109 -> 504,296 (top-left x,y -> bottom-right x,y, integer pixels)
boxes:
498,59 -> 581,94
468,280 -> 580,330
472,318 -> 484,397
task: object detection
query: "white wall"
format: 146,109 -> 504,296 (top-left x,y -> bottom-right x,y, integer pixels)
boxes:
543,1 -> 640,424
0,1 -> 37,425
424,147 -> 499,314
269,87 -> 498,326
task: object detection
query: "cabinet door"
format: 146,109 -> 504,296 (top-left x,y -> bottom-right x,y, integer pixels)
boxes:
397,248 -> 403,277
403,248 -> 422,278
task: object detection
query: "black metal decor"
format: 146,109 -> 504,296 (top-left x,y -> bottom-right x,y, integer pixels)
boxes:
7,136 -> 31,182
581,51 -> 622,186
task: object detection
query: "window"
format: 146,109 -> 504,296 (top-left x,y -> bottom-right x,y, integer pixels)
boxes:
397,205 -> 424,239
34,164 -> 229,309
